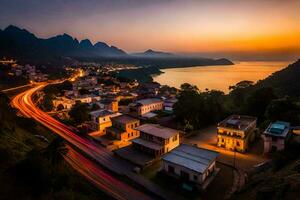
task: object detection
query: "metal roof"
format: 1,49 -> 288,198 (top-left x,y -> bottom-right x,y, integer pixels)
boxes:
135,124 -> 178,139
136,98 -> 163,106
162,144 -> 219,174
132,138 -> 163,150
264,121 -> 290,137
112,115 -> 139,124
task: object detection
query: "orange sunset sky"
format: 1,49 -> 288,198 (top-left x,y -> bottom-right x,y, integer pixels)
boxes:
1,0 -> 300,60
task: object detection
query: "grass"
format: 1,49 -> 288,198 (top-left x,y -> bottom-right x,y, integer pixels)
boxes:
0,105 -> 113,200
233,136 -> 300,200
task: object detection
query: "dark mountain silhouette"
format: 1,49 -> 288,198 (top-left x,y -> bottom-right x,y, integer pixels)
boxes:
0,25 -> 127,58
256,59 -> 300,96
0,25 -> 233,67
132,49 -> 174,57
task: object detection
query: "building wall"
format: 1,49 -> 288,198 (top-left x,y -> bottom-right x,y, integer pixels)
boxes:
109,120 -> 140,141
162,160 -> 216,184
137,132 -> 180,157
120,130 -> 140,141
104,101 -> 119,112
53,98 -> 74,110
138,102 -> 163,115
217,125 -> 256,153
164,134 -> 180,153
262,135 -> 285,153
98,120 -> 112,135
217,135 -> 246,152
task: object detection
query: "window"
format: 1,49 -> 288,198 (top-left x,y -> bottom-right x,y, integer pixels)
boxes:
173,135 -> 178,142
180,170 -> 189,181
168,165 -> 175,173
236,141 -> 240,147
193,175 -> 198,181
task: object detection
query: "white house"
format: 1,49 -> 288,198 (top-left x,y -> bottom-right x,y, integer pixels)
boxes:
132,124 -> 180,158
162,144 -> 219,190
129,98 -> 163,116
262,121 -> 291,153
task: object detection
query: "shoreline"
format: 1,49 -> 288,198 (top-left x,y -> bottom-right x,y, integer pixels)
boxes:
153,61 -> 289,93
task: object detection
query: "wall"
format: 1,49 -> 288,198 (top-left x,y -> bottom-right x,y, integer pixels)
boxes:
162,161 -> 217,184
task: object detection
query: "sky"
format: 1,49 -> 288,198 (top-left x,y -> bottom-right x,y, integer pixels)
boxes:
0,0 -> 300,60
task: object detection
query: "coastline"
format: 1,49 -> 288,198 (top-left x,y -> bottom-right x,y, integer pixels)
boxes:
153,61 -> 289,93
116,60 -> 234,83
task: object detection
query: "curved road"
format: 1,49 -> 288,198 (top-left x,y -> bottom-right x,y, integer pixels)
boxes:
12,83 -> 152,200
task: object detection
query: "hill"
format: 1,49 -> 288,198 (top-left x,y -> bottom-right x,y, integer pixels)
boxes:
256,59 -> 300,97
233,136 -> 300,200
0,25 -> 126,59
0,92 -> 112,199
132,49 -> 175,58
0,25 -> 233,68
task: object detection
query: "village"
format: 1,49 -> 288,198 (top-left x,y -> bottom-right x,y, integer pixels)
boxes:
36,64 -> 300,197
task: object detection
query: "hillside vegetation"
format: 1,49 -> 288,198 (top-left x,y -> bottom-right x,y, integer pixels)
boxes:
0,92 -> 112,200
257,59 -> 300,96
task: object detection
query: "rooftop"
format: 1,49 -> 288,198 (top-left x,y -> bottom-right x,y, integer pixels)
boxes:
90,109 -> 114,117
135,124 -> 178,139
264,121 -> 290,138
135,98 -> 163,106
132,138 -> 163,150
106,127 -> 125,135
112,114 -> 139,124
218,115 -> 257,131
162,144 -> 219,174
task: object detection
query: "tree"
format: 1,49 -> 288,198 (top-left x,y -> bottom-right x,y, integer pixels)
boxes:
180,83 -> 199,93
245,87 -> 277,120
229,80 -> 254,109
68,103 -> 89,124
43,138 -> 68,165
174,84 -> 227,129
265,97 -> 300,125
90,103 -> 100,111
42,94 -> 54,111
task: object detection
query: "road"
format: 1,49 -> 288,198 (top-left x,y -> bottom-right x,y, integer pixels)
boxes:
1,83 -> 33,92
11,83 -> 153,200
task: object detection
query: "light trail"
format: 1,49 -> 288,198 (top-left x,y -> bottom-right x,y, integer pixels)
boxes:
11,84 -> 153,200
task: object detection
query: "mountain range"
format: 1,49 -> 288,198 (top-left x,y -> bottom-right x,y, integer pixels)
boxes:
0,25 -> 126,58
0,25 -> 233,67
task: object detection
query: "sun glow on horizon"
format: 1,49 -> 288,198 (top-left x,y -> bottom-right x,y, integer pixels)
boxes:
1,0 -> 300,59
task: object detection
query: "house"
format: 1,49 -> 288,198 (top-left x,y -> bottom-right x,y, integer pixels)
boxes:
53,97 -> 75,110
217,115 -> 257,153
90,109 -> 121,134
262,121 -> 291,153
132,124 -> 180,158
129,98 -> 163,116
74,96 -> 93,104
163,98 -> 178,113
162,144 -> 219,190
106,115 -> 140,142
99,99 -> 119,113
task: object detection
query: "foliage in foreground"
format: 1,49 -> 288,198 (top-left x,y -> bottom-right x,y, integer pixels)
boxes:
0,92 -> 112,200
